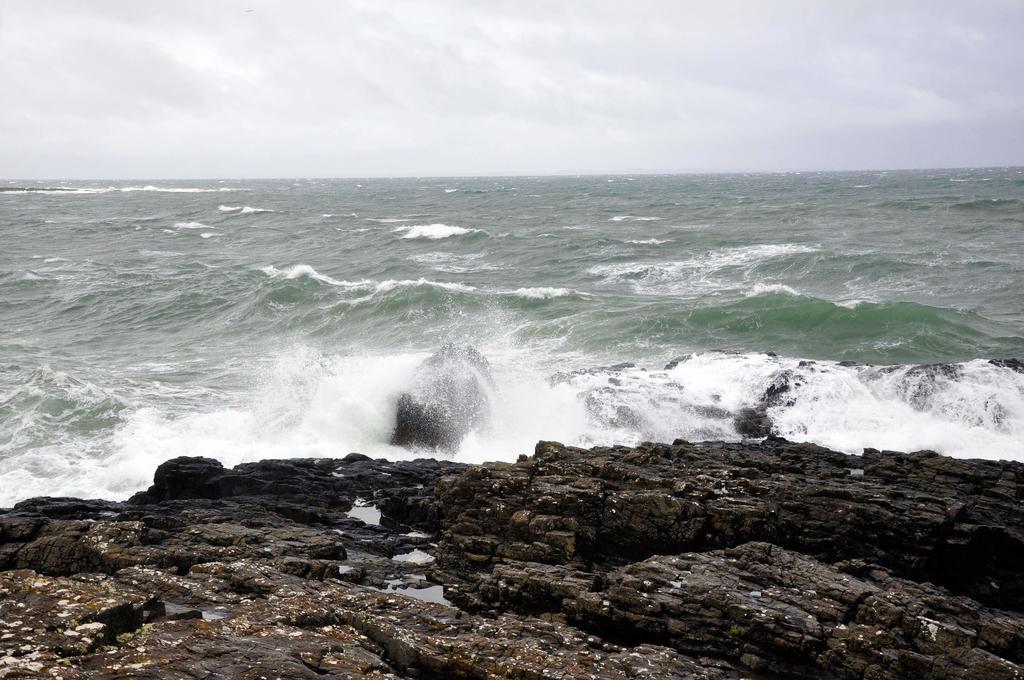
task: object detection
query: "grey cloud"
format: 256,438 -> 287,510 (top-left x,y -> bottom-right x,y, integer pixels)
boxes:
1,0 -> 1021,177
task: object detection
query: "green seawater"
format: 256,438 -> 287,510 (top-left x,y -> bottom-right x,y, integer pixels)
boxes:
2,169 -> 1023,503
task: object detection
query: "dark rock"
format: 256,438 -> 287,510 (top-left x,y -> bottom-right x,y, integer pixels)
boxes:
0,562 -> 734,678
390,344 -> 493,451
732,368 -> 805,438
733,405 -> 772,437
432,439 -> 1024,676
991,358 -> 1024,373
882,362 -> 964,410
5,438 -> 1024,678
567,542 -> 1024,679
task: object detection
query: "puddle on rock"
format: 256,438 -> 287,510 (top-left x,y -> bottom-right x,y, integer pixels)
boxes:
346,499 -> 382,525
374,576 -> 451,606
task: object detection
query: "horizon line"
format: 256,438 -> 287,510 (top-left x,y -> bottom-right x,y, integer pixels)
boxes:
3,164 -> 1023,183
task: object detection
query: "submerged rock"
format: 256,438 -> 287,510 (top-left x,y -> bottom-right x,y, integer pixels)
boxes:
391,344 -> 493,451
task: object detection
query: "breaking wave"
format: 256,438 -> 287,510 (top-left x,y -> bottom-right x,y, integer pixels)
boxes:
610,215 -> 663,222
393,224 -> 485,240
121,186 -> 240,193
5,348 -> 1020,506
589,244 -> 820,294
507,287 -> 575,299
219,205 -> 273,214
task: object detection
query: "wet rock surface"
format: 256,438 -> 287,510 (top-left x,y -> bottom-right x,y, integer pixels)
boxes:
391,344 -> 494,452
435,438 -> 1024,679
2,439 -> 1022,678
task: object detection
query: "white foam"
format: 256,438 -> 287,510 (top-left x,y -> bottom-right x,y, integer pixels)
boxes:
610,215 -> 663,222
199,232 -> 220,239
261,264 -> 350,287
367,218 -> 412,223
557,353 -> 1024,460
121,186 -> 239,193
589,244 -> 819,295
5,187 -> 116,195
0,348 -> 593,504
3,350 -> 1021,506
626,238 -> 672,245
219,205 -> 272,214
746,283 -> 799,296
507,287 -> 573,299
768,359 -> 1024,459
174,221 -> 209,230
260,266 -> 475,295
372,279 -> 476,294
393,224 -> 483,240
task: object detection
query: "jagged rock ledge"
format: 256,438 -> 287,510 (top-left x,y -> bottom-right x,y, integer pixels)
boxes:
2,438 -> 1022,678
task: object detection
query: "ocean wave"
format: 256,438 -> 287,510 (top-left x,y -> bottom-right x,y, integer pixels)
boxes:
219,205 -> 273,214
589,244 -> 819,294
408,252 -> 498,274
610,215 -> 663,222
393,224 -> 485,240
626,238 -> 672,245
173,221 -> 209,229
745,283 -> 799,296
261,264 -> 352,287
367,218 -> 412,223
0,366 -> 126,462
138,250 -> 182,258
372,279 -> 477,294
558,352 -> 1024,460
506,287 -> 575,299
260,265 -> 475,295
4,346 -> 1023,505
8,349 -> 589,502
680,293 -> 1013,361
0,186 -> 116,195
121,186 -> 240,193
949,198 -> 1021,212
199,232 -> 221,239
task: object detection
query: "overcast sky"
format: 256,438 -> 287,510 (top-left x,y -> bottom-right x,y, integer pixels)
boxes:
2,1 -> 1022,178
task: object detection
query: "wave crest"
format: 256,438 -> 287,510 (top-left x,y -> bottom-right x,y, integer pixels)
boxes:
393,224 -> 484,240
507,287 -> 575,299
219,205 -> 273,214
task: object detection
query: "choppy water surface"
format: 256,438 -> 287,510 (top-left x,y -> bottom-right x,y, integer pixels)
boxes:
2,170 -> 1023,504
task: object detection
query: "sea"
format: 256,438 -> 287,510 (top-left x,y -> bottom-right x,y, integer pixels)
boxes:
2,169 -> 1023,506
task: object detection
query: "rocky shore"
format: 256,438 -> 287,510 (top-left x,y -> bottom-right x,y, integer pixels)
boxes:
2,437 -> 1023,678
